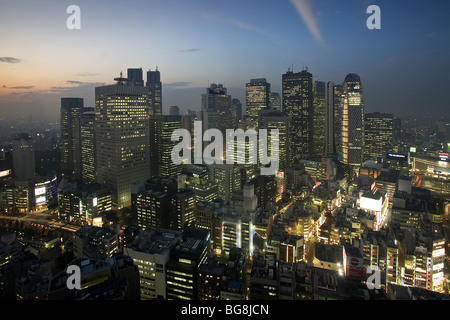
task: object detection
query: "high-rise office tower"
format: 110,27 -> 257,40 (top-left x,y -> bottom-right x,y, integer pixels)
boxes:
325,82 -> 336,155
245,79 -> 271,130
282,68 -> 314,162
146,68 -> 162,117
231,98 -> 243,127
74,109 -> 96,184
313,81 -> 326,157
95,74 -> 151,208
202,83 -> 233,131
127,68 -> 144,86
60,97 -> 84,175
149,115 -> 183,178
165,228 -> 210,300
169,106 -> 180,116
364,112 -> 394,161
210,164 -> 241,202
334,84 -> 344,157
270,92 -> 282,111
258,109 -> 289,172
170,190 -> 196,231
12,133 -> 35,180
340,73 -> 365,166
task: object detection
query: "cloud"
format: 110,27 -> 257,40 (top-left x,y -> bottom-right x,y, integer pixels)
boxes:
164,81 -> 194,88
75,72 -> 100,77
177,49 -> 202,53
0,57 -> 21,63
289,0 -> 325,45
9,86 -> 35,90
200,11 -> 270,38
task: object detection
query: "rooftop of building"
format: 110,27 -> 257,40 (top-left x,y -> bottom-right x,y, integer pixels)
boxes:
314,243 -> 343,263
74,225 -> 116,240
125,228 -> 182,255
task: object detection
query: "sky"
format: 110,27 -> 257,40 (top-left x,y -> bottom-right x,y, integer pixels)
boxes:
0,0 -> 449,121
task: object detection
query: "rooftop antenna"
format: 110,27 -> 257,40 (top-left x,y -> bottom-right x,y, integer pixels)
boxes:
114,70 -> 127,85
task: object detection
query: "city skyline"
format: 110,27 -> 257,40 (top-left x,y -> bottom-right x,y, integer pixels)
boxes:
1,0 -> 450,120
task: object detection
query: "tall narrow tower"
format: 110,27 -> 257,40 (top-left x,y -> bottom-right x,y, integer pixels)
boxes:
60,97 -> 84,175
282,68 -> 314,162
341,73 -> 365,166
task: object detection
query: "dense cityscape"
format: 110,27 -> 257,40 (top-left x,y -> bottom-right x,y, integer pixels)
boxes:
1,1 -> 450,312
0,66 -> 449,303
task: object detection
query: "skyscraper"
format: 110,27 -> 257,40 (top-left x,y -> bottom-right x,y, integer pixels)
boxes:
340,73 -> 365,166
313,81 -> 326,157
231,98 -> 243,127
282,68 -> 314,162
147,68 -> 162,117
325,82 -> 336,155
12,132 -> 35,180
60,97 -> 84,175
270,92 -> 282,111
127,68 -> 144,86
75,110 -> 96,184
149,115 -> 183,178
245,78 -> 271,130
202,83 -> 233,131
364,112 -> 394,161
95,74 -> 151,208
258,109 -> 289,172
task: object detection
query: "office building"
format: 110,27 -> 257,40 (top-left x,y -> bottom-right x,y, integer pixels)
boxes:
48,255 -> 140,300
325,82 -> 336,155
169,106 -> 180,116
269,92 -> 281,111
12,133 -> 35,180
282,68 -> 314,161
231,98 -> 243,127
123,228 -> 182,300
170,190 -> 196,231
149,115 -> 183,178
73,225 -> 119,260
146,68 -> 162,116
245,78 -> 271,130
340,73 -> 365,166
60,97 -> 84,175
95,75 -> 151,208
313,81 -> 326,157
74,110 -> 96,184
166,228 -> 210,300
258,108 -> 289,172
127,68 -> 144,86
364,112 -> 394,161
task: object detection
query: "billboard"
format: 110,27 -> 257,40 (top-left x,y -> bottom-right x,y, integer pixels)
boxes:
360,195 -> 382,212
386,153 -> 408,162
35,186 -> 46,196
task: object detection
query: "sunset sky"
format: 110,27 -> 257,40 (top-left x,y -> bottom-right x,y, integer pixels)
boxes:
1,0 -> 449,120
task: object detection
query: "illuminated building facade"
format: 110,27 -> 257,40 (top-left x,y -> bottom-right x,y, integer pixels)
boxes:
149,115 -> 183,178
282,69 -> 314,161
258,108 -> 289,172
75,110 -> 96,184
325,82 -> 336,155
124,228 -> 182,300
146,68 -> 162,117
245,78 -> 271,130
60,98 -> 84,175
313,81 -> 326,157
95,77 -> 151,208
340,73 -> 364,166
364,112 -> 394,161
